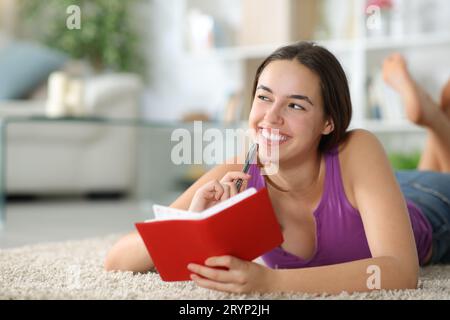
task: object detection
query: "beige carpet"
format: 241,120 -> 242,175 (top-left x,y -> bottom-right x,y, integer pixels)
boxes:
1,234 -> 449,300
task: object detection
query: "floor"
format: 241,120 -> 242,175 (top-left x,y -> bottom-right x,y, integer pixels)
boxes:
2,196 -> 450,300
0,197 -> 162,249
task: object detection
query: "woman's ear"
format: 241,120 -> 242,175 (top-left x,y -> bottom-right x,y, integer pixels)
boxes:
322,119 -> 334,135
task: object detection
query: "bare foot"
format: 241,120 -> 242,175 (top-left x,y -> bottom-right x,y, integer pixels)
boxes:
382,53 -> 438,126
440,78 -> 450,118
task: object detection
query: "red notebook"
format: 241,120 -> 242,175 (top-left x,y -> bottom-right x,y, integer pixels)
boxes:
135,187 -> 283,282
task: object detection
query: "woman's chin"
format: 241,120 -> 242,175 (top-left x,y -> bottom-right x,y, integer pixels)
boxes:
257,149 -> 285,167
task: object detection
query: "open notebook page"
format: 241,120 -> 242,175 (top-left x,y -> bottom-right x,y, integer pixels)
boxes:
147,187 -> 257,222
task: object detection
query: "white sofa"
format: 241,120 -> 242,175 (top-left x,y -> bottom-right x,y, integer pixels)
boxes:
0,73 -> 143,196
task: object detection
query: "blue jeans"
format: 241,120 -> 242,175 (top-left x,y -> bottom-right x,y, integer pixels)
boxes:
395,170 -> 450,265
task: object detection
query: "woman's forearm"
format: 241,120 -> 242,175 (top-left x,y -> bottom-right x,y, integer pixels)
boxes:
270,256 -> 418,295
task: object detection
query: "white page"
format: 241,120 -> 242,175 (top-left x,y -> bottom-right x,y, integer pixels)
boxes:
146,187 -> 257,222
199,187 -> 257,219
152,205 -> 191,220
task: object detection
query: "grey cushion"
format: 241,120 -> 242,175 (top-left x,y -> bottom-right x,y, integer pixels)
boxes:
0,41 -> 68,100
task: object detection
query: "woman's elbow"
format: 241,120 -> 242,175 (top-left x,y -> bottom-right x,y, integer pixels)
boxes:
104,248 -> 122,272
103,232 -> 154,273
404,272 -> 419,290
395,261 -> 419,290
103,235 -> 132,272
405,260 -> 420,289
104,255 -> 117,272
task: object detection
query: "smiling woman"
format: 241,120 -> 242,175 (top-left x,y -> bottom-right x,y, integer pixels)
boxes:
105,42 -> 450,295
250,42 -> 352,154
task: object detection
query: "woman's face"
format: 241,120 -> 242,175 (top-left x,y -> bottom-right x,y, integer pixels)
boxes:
248,59 -> 332,165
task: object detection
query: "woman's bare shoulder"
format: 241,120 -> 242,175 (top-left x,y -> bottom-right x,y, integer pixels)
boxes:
338,129 -> 390,182
337,129 -> 389,206
338,129 -> 384,159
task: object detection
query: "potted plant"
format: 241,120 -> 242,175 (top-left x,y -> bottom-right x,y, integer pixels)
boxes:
17,0 -> 144,75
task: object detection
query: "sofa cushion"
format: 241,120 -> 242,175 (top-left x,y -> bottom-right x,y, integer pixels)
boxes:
0,41 -> 68,100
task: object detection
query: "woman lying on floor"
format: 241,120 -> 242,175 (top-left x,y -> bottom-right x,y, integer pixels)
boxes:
104,42 -> 450,294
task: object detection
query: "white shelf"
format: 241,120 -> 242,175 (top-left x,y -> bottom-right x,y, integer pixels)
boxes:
188,38 -> 359,60
351,120 -> 426,133
189,32 -> 450,60
364,32 -> 450,51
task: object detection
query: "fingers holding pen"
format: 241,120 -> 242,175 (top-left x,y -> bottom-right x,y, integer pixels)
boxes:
220,171 -> 251,183
239,179 -> 249,192
216,170 -> 252,200
189,171 -> 253,212
222,181 -> 237,198
221,171 -> 251,194
220,183 -> 230,201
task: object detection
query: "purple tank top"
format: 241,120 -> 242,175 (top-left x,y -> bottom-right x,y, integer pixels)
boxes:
247,146 -> 433,268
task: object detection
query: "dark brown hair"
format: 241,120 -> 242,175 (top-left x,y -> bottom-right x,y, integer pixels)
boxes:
252,41 -> 352,153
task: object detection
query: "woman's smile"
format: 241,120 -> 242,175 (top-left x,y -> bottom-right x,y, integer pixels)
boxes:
257,127 -> 292,147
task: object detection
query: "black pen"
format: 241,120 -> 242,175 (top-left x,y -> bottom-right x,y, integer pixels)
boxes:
235,143 -> 258,192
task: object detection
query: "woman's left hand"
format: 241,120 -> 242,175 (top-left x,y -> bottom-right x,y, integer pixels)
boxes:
187,255 -> 276,294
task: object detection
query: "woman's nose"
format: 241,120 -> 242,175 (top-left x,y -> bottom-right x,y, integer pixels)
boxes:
264,104 -> 283,125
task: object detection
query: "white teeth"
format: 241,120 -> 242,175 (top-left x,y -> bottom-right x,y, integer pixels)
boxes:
261,129 -> 288,142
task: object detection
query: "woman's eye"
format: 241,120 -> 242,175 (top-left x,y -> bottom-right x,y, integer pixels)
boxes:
289,103 -> 305,110
257,95 -> 270,102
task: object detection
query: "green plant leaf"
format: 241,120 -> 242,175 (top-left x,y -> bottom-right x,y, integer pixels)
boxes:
18,0 -> 145,76
388,152 -> 421,170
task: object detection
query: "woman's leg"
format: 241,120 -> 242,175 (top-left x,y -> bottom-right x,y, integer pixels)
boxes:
399,170 -> 450,265
383,54 -> 450,172
440,78 -> 450,118
431,78 -> 450,171
417,78 -> 450,171
417,138 -> 441,172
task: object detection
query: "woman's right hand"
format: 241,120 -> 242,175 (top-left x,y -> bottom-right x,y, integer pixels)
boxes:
188,171 -> 251,212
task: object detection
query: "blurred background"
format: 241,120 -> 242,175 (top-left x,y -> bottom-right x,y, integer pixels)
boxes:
0,0 -> 449,246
